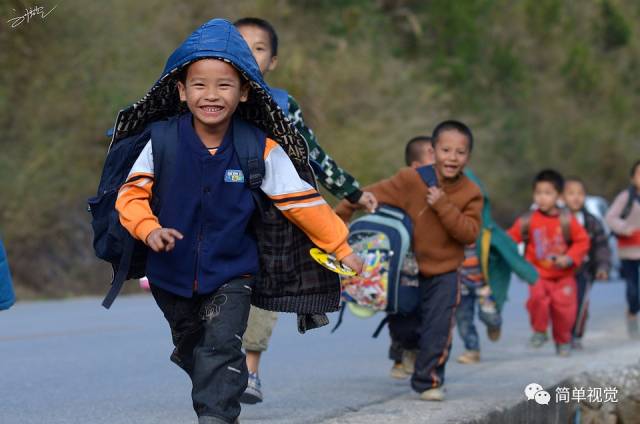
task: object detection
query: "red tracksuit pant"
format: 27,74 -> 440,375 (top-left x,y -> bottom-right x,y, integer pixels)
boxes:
527,276 -> 577,344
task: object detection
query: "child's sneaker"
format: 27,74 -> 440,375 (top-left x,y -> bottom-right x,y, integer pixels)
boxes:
556,343 -> 571,357
529,331 -> 549,348
240,372 -> 263,404
402,349 -> 417,374
487,325 -> 501,342
390,362 -> 409,379
457,350 -> 480,364
571,337 -> 583,350
420,387 -> 445,401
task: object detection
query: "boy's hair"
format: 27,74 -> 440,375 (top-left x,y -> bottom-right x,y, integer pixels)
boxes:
630,159 -> 640,177
404,135 -> 433,166
432,120 -> 474,152
176,60 -> 248,85
565,176 -> 586,192
234,17 -> 279,56
534,169 -> 564,193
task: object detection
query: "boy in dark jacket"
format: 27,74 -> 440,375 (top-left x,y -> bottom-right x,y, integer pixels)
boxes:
114,19 -> 362,424
563,177 -> 611,349
336,121 -> 483,401
507,170 -> 590,357
234,17 -> 377,404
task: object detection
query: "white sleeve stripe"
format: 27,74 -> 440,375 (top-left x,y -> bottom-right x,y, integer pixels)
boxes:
128,140 -> 154,177
275,199 -> 327,211
134,177 -> 152,187
261,144 -> 314,197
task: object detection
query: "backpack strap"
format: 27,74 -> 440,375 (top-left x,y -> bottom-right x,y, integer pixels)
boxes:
620,186 -> 637,220
416,165 -> 438,188
372,315 -> 390,338
559,209 -> 572,245
520,211 -> 533,247
150,117 -> 179,212
101,236 -> 135,309
330,302 -> 347,333
232,116 -> 266,191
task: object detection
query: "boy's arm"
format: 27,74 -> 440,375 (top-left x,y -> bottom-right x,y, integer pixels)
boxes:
115,141 -> 161,242
261,139 -> 352,260
507,218 -> 523,243
566,216 -> 591,267
431,190 -> 483,245
334,169 -> 414,223
288,96 -> 362,203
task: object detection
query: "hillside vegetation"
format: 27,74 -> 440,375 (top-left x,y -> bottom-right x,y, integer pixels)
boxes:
1,0 -> 639,297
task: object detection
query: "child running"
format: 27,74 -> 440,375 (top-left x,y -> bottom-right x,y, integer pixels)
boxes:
234,17 -> 377,404
337,120 -> 483,401
114,19 -> 362,423
507,170 -> 590,356
563,177 -> 611,349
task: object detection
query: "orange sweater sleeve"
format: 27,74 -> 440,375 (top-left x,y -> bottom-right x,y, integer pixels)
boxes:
115,140 -> 160,242
261,139 -> 352,260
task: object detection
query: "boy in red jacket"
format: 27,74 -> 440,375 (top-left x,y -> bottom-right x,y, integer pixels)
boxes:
507,169 -> 590,356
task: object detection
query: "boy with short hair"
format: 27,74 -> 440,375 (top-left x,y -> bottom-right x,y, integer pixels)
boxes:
234,16 -> 377,404
563,177 -> 611,349
507,170 -> 590,357
337,120 -> 483,401
114,19 -> 362,423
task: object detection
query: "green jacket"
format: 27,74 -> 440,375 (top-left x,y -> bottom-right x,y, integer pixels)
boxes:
465,169 -> 538,310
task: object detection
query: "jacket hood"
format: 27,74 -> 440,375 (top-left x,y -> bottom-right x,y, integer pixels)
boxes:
109,19 -> 309,168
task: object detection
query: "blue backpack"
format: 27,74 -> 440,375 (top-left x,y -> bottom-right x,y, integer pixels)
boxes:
332,165 -> 438,332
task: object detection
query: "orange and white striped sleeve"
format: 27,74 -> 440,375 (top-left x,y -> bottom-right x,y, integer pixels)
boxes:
261,139 -> 352,260
115,140 -> 161,242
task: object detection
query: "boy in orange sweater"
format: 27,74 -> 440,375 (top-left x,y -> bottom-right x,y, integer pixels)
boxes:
336,120 -> 483,401
507,170 -> 590,356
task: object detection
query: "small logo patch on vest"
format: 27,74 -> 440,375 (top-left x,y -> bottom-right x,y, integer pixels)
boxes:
224,170 -> 245,183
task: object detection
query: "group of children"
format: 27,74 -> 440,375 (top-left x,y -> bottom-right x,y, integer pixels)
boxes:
105,16 -> 640,424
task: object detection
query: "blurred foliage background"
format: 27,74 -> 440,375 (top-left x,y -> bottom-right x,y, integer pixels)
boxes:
1,0 -> 639,298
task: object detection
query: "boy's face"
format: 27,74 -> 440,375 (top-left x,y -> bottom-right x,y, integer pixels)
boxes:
563,181 -> 586,212
177,59 -> 249,131
410,143 -> 435,168
237,25 -> 278,76
534,181 -> 560,213
433,130 -> 470,180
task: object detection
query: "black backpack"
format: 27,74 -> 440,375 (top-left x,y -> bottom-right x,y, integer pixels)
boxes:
88,117 -> 265,308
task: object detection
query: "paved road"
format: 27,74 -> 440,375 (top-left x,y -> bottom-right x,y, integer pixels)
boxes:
1,279 -> 637,423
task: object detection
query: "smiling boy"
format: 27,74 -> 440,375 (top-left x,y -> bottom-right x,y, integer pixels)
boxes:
336,120 -> 483,401
113,19 -> 362,423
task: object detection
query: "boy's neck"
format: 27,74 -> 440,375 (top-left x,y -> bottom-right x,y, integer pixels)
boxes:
539,206 -> 560,216
193,118 -> 230,149
435,167 -> 463,185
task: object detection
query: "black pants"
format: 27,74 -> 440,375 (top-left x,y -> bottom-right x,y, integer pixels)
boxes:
388,313 -> 420,362
411,271 -> 460,392
622,259 -> 640,315
572,272 -> 592,339
151,277 -> 253,424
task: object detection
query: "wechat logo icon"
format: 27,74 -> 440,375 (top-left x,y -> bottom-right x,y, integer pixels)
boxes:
525,383 -> 551,405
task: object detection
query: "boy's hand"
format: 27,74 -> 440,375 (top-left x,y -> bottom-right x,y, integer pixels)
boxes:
596,270 -> 609,281
358,191 -> 378,213
341,253 -> 364,275
146,228 -> 184,253
552,255 -> 573,269
426,187 -> 444,206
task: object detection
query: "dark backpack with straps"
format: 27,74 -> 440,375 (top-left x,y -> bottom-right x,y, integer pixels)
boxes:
88,116 -> 267,308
